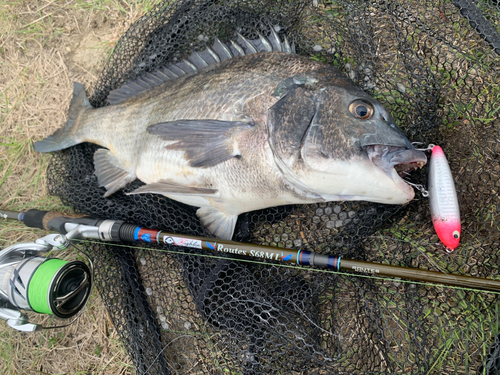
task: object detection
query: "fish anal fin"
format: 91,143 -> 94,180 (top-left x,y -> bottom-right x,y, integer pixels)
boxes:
127,180 -> 219,197
197,207 -> 237,240
94,149 -> 136,197
148,119 -> 254,168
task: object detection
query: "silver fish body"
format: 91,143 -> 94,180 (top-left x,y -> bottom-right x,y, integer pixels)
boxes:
34,32 -> 427,239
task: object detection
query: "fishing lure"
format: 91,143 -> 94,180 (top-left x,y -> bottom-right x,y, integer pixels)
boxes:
427,145 -> 461,252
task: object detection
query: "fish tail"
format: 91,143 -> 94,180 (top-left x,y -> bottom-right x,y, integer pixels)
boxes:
34,82 -> 92,152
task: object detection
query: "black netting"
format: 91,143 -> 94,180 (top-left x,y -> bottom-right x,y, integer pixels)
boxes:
46,0 -> 500,373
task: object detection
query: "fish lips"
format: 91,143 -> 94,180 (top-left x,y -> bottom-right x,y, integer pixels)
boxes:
366,145 -> 427,195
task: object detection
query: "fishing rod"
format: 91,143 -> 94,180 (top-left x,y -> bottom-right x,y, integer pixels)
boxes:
2,207 -> 500,289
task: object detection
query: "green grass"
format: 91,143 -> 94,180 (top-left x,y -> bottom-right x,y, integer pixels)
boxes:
425,291 -> 498,374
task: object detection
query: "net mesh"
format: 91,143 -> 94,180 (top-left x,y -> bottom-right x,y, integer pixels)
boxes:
46,0 -> 500,373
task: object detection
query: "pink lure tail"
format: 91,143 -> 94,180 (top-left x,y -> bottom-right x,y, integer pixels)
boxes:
428,145 -> 461,251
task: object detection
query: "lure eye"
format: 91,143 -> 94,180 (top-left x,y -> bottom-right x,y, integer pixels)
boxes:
349,100 -> 374,120
452,230 -> 460,239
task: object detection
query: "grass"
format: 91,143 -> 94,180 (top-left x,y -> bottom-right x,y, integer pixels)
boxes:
0,0 -> 161,373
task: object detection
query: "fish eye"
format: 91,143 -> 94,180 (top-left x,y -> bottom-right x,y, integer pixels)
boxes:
349,100 -> 374,120
453,230 -> 460,239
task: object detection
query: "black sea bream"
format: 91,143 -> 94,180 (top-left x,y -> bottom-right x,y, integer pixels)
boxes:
35,30 -> 427,239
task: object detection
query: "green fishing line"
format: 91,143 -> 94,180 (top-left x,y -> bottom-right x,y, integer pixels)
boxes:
28,259 -> 68,315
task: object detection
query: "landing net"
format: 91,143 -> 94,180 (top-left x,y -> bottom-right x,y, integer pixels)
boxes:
47,0 -> 500,373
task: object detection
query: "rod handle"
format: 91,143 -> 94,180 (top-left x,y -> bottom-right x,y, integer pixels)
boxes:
23,209 -> 97,233
23,209 -> 51,229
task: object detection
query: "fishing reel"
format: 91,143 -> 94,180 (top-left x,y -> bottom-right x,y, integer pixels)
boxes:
0,232 -> 92,332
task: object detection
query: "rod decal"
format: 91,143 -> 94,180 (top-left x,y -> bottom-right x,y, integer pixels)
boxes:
352,266 -> 380,274
137,228 -> 159,243
217,244 -> 247,256
163,236 -> 202,249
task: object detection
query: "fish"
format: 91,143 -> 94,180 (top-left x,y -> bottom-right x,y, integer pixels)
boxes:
34,29 -> 427,240
428,145 -> 461,251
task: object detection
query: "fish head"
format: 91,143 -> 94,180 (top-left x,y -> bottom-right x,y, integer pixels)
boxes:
268,76 -> 427,204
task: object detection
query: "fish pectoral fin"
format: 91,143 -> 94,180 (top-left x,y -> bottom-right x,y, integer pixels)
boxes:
127,180 -> 220,197
196,207 -> 238,240
94,149 -> 136,197
148,120 -> 254,168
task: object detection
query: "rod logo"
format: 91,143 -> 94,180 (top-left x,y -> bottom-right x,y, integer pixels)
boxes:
163,236 -> 202,249
351,266 -> 380,274
216,244 -> 247,255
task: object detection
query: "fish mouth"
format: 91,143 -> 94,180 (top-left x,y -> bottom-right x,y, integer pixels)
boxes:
365,145 -> 427,197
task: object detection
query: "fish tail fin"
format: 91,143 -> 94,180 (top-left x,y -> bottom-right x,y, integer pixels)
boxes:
34,82 -> 92,152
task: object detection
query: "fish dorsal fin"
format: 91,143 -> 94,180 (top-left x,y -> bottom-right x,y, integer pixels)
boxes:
106,28 -> 294,105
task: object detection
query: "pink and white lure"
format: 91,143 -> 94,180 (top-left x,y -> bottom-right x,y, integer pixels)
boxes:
427,145 -> 461,251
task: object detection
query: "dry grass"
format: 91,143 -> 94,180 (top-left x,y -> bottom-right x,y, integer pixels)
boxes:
0,0 -> 160,373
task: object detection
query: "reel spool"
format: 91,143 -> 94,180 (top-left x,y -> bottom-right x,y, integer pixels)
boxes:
0,234 -> 92,331
0,257 -> 91,318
